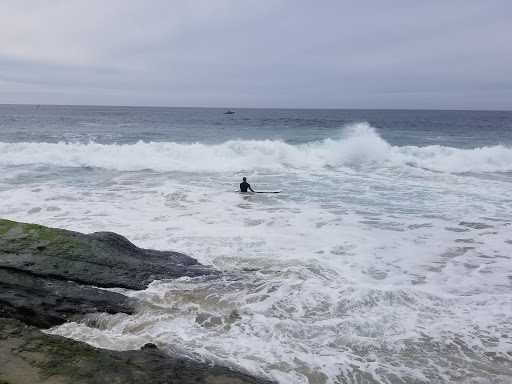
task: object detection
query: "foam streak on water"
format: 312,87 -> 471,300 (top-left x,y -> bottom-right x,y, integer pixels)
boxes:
1,107 -> 512,383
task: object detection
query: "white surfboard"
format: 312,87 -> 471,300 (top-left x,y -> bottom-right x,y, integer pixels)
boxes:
256,190 -> 281,194
237,190 -> 282,194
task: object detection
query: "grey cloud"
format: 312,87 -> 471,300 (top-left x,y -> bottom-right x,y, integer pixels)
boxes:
0,0 -> 511,109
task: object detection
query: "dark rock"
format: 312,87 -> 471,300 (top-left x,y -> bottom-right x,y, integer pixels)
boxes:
0,318 -> 274,384
0,219 -> 216,290
0,219 -> 216,328
0,268 -> 135,328
0,219 -> 274,383
141,342 -> 159,350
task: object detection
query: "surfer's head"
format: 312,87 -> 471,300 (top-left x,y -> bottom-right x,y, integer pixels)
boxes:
243,177 -> 247,181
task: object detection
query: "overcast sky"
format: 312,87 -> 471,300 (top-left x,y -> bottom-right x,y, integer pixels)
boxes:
0,1 -> 511,110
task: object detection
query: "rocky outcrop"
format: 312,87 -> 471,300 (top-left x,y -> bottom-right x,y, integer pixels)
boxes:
0,219 -> 214,290
0,267 -> 136,328
0,318 -> 269,384
0,219 -> 216,327
0,219 -> 272,384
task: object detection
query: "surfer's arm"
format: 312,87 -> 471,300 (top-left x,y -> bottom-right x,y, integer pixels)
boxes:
249,187 -> 255,192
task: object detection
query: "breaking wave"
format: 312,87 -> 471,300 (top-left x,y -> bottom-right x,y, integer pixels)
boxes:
1,123 -> 511,173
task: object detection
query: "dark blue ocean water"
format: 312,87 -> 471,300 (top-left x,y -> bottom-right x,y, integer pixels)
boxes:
1,104 -> 511,148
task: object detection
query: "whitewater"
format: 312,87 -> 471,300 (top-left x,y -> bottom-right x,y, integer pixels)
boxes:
1,105 -> 511,383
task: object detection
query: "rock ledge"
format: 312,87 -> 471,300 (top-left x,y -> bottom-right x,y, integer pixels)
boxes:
0,219 -> 272,384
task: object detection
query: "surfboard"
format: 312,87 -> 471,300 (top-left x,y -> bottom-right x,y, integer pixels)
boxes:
237,190 -> 282,194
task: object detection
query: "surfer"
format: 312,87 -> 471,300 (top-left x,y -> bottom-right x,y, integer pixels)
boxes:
240,177 -> 255,193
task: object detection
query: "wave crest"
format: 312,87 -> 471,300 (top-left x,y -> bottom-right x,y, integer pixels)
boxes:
1,123 -> 511,173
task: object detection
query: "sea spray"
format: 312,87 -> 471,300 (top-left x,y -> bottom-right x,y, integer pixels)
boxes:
1,123 -> 512,173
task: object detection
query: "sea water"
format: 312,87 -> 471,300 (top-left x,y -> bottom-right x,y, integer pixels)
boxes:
1,105 -> 512,383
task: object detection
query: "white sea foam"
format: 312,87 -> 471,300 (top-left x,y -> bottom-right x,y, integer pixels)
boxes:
17,168 -> 511,383
2,120 -> 512,383
1,123 -> 512,173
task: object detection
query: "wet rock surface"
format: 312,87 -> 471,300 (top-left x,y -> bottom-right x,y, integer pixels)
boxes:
0,267 -> 136,328
0,219 -> 272,384
0,220 -> 215,290
0,318 -> 270,384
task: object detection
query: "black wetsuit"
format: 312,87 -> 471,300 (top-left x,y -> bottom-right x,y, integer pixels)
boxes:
240,181 -> 251,192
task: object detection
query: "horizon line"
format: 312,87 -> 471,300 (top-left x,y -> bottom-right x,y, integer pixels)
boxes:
1,103 -> 511,113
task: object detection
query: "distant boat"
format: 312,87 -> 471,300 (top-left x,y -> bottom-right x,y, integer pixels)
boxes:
223,110 -> 235,114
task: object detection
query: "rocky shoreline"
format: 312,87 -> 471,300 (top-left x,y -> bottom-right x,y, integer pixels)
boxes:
0,219 -> 273,384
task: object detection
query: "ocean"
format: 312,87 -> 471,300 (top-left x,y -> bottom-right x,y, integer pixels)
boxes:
1,104 -> 511,383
